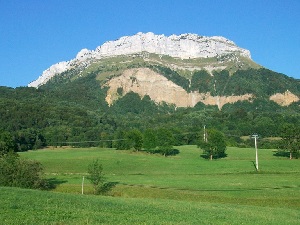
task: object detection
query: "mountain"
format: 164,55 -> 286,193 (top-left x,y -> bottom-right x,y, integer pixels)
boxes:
28,32 -> 299,110
28,32 -> 253,88
2,32 -> 300,150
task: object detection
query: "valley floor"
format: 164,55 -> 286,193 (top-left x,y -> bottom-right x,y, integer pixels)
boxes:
1,146 -> 299,224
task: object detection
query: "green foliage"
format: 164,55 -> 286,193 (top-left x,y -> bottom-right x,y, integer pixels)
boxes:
126,129 -> 143,151
114,130 -> 130,150
198,129 -> 227,160
15,128 -> 46,151
213,70 -> 230,95
191,70 -> 212,93
278,124 -> 300,159
156,128 -> 175,156
224,68 -> 300,96
0,131 -> 15,154
0,66 -> 300,153
87,159 -> 109,195
110,92 -> 158,115
143,129 -> 157,151
149,65 -> 190,91
0,152 -> 48,189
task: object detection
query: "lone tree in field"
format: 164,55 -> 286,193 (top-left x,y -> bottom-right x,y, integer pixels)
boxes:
87,159 -> 105,194
87,159 -> 114,195
198,129 -> 226,160
278,124 -> 300,159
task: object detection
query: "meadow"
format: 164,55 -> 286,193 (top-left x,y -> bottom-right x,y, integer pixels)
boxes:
1,145 -> 299,224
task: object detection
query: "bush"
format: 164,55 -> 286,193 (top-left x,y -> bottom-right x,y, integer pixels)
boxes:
0,152 -> 48,189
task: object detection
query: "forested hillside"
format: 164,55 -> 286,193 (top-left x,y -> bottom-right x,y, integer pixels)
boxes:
1,66 -> 300,152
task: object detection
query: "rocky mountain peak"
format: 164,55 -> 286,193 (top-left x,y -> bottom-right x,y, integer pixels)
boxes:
28,32 -> 251,87
94,32 -> 251,59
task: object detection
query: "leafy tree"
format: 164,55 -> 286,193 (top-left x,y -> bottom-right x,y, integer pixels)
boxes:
127,129 -> 143,151
114,129 -> 130,150
0,131 -> 15,154
198,129 -> 227,160
15,128 -> 46,151
143,129 -> 158,152
87,159 -> 113,195
253,116 -> 276,137
278,124 -> 300,159
156,128 -> 175,156
99,132 -> 112,148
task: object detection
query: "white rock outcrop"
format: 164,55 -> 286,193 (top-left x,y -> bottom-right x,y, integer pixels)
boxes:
28,32 -> 251,87
28,61 -> 70,88
94,32 -> 251,59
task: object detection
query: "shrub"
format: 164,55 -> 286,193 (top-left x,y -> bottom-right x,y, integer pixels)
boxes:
0,152 -> 48,189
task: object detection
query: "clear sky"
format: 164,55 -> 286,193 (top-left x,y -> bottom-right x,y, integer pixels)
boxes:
1,0 -> 299,88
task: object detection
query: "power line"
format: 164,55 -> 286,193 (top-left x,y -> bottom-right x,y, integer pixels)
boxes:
54,139 -> 127,144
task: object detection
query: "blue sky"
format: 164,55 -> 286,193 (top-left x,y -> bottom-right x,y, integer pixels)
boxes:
1,0 -> 299,87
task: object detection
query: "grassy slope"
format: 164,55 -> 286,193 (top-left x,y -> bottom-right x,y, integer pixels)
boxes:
1,146 -> 299,224
1,187 -> 299,225
81,53 -> 261,82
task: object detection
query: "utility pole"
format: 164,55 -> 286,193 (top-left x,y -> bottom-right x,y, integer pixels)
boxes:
204,125 -> 207,142
252,135 -> 259,171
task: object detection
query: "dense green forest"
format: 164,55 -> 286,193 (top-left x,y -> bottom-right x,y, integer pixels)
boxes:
0,67 -> 300,152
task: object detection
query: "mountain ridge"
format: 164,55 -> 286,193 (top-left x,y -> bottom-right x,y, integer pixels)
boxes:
28,32 -> 252,88
26,32 -> 299,109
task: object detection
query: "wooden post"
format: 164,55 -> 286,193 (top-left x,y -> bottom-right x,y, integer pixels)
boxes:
82,176 -> 84,194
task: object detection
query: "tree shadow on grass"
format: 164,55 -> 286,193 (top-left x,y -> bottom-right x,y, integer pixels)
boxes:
200,153 -> 228,160
146,148 -> 180,156
273,150 -> 290,158
251,161 -> 259,171
121,183 -> 298,192
103,181 -> 118,190
167,149 -> 180,156
43,178 -> 68,190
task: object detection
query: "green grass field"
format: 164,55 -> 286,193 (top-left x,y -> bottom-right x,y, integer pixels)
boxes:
1,146 -> 300,224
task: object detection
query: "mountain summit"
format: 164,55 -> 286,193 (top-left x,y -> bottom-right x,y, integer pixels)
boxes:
27,32 -> 299,110
28,32 -> 251,87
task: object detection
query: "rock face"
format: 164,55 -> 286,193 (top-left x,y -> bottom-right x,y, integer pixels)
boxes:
28,62 -> 69,88
270,90 -> 299,106
94,32 -> 251,59
28,32 -> 251,87
105,68 -> 253,110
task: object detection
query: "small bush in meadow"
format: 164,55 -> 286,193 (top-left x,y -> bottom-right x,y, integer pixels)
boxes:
0,152 -> 49,189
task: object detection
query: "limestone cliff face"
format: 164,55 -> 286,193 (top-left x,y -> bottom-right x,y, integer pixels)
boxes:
94,32 -> 251,59
270,90 -> 299,106
105,68 -> 253,110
